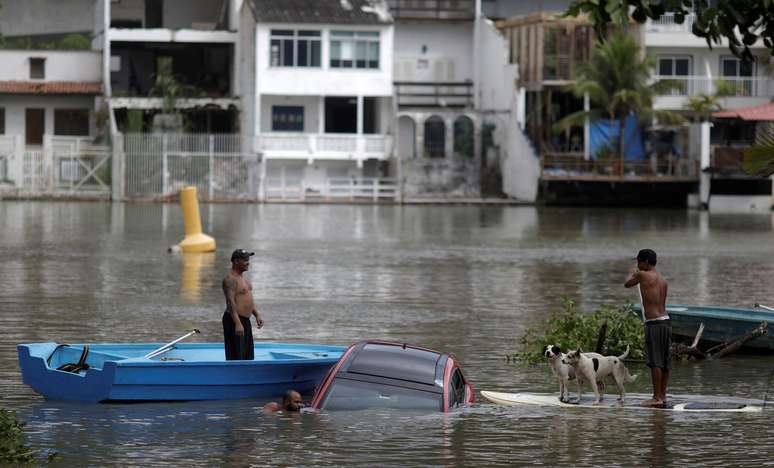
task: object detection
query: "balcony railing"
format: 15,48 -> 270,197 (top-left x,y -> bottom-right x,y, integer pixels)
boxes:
394,81 -> 473,108
387,0 -> 476,21
648,12 -> 696,32
653,76 -> 774,97
255,133 -> 393,160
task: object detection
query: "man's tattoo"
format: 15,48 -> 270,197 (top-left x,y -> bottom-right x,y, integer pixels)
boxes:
223,276 -> 238,311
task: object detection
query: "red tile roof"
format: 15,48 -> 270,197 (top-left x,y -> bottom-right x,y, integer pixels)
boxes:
0,81 -> 102,95
713,102 -> 774,121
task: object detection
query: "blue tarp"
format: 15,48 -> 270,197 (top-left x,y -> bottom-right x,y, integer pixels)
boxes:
589,114 -> 645,161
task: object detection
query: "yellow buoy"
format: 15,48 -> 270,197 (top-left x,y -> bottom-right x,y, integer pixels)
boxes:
178,186 -> 216,253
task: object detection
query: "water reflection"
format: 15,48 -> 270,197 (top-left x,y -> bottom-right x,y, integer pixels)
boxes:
180,253 -> 216,304
3,202 -> 774,466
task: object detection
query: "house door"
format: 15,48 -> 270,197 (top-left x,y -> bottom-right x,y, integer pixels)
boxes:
25,108 -> 44,145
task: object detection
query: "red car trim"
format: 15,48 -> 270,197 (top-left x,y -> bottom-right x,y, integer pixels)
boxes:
310,343 -> 357,409
441,357 -> 455,412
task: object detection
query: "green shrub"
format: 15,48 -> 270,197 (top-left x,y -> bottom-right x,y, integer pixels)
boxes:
511,298 -> 645,364
0,409 -> 57,464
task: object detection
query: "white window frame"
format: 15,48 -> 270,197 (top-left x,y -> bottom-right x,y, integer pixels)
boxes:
656,55 -> 692,77
269,29 -> 322,68
720,55 -> 755,78
330,31 -> 380,70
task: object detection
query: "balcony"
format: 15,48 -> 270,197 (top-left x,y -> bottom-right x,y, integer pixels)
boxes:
255,133 -> 393,162
394,81 -> 473,108
647,13 -> 695,33
387,0 -> 476,21
654,76 -> 774,97
108,0 -> 236,43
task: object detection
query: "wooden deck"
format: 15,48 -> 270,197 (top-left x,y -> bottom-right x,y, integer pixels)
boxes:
540,155 -> 700,183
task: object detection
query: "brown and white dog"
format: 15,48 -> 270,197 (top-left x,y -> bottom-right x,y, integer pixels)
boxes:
564,346 -> 637,404
543,345 -> 605,402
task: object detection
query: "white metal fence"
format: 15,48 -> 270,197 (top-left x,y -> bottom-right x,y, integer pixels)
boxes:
0,135 -> 111,196
114,133 -> 258,201
653,76 -> 774,97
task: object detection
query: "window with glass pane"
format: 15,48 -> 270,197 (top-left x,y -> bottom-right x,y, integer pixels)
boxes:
721,57 -> 755,96
657,56 -> 691,95
272,106 -> 304,131
270,30 -> 320,67
330,31 -> 380,69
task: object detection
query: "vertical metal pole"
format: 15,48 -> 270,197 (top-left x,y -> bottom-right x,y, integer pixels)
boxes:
208,134 -> 215,200
162,134 -> 168,196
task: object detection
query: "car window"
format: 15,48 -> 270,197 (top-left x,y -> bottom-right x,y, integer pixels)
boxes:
448,368 -> 466,408
323,378 -> 441,411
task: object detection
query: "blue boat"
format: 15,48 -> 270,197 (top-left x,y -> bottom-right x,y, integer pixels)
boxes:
633,304 -> 774,351
17,342 -> 345,403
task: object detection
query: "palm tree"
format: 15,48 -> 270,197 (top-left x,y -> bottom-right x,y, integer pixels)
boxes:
554,32 -> 684,171
685,79 -> 734,122
742,132 -> 774,177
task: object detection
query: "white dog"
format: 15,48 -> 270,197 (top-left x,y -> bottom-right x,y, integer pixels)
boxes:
564,346 -> 637,404
543,345 -> 605,402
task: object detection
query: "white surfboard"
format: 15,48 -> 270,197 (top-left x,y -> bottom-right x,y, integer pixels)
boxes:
480,391 -> 763,413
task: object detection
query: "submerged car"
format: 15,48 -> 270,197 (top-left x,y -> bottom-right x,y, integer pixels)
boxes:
309,340 -> 474,412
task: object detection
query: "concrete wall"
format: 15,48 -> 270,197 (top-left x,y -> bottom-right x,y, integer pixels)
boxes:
393,23 -> 474,82
0,95 -> 97,139
0,0 -> 96,36
0,50 -> 102,82
238,1 -> 255,141
255,24 -> 394,96
478,19 -> 514,112
259,96 -> 393,134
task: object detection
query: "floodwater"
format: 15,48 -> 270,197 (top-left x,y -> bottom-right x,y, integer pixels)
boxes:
1,202 -> 774,466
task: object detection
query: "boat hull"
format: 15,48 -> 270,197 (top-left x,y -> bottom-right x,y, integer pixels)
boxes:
18,342 -> 344,403
635,305 -> 774,351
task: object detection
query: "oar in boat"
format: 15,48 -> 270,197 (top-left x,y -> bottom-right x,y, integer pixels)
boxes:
754,303 -> 774,312
144,329 -> 201,359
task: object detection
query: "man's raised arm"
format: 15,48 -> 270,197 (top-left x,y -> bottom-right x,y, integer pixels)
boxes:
624,270 -> 640,288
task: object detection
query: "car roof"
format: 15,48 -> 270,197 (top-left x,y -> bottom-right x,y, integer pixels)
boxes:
345,342 -> 443,386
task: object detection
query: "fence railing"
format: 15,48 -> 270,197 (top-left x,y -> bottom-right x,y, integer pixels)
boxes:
540,154 -> 700,180
0,135 -> 111,195
116,133 -> 257,200
386,0 -> 476,20
255,133 -> 393,160
648,12 -> 695,32
653,76 -> 774,97
262,177 -> 399,201
394,81 -> 474,108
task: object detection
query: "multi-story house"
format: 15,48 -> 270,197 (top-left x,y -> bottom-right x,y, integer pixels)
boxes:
104,0 -> 241,133
244,0 -> 395,200
644,12 -> 774,212
0,0 -> 106,193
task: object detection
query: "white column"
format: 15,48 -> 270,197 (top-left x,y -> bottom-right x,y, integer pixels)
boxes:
318,95 -> 325,134
583,93 -> 590,160
699,121 -> 712,207
356,95 -> 364,134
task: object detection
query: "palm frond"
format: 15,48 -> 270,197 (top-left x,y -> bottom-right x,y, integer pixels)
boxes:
552,110 -> 604,133
743,130 -> 774,177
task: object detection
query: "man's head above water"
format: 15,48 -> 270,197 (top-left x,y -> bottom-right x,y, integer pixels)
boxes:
282,390 -> 303,412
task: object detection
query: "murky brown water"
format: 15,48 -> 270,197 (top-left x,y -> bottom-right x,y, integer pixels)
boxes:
2,202 -> 774,466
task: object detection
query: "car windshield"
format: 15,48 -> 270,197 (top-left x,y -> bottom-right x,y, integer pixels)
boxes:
323,378 -> 441,411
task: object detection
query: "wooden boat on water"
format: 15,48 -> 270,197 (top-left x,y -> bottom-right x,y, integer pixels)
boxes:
17,341 -> 344,403
633,304 -> 774,351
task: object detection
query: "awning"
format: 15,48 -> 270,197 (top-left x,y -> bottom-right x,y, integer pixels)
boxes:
713,102 -> 774,121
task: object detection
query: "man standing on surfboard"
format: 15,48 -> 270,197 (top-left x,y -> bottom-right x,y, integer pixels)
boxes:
624,248 -> 671,408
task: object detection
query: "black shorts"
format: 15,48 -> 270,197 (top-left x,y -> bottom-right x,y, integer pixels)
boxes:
222,313 -> 254,361
645,320 -> 672,370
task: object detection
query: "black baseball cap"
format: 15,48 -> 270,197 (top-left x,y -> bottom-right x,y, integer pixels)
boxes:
231,249 -> 255,261
636,249 -> 657,265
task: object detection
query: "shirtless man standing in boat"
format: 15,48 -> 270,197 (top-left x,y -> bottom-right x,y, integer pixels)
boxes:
624,248 -> 671,408
222,249 -> 264,360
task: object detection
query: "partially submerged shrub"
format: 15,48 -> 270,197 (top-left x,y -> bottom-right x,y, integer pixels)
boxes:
511,298 -> 645,364
0,409 -> 56,464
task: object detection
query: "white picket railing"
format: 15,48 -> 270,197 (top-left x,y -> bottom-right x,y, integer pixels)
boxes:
653,76 -> 774,97
262,177 -> 399,201
648,12 -> 695,32
255,133 -> 393,160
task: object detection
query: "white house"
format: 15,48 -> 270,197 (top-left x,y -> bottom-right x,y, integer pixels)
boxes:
0,1 -> 105,191
244,0 -> 395,199
645,13 -> 774,212
103,0 -> 242,133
